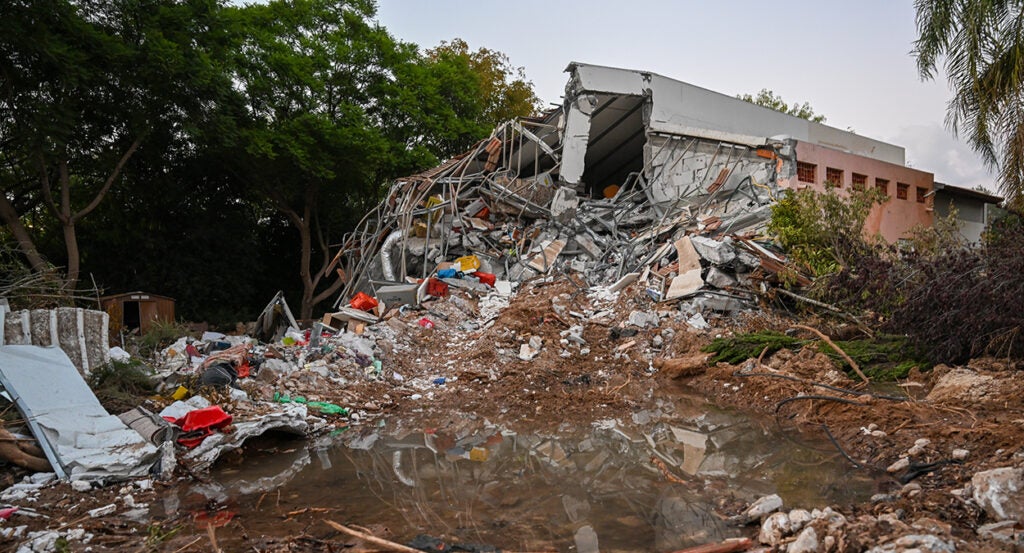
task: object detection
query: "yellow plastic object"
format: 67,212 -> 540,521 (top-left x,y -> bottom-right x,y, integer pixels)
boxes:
171,385 -> 189,400
469,447 -> 489,462
455,254 -> 480,272
425,195 -> 444,225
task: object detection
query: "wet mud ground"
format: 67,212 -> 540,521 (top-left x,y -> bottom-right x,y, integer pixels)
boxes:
2,280 -> 1023,551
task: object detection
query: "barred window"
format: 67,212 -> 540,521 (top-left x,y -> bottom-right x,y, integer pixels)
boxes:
797,162 -> 816,184
875,178 -> 889,196
897,182 -> 909,200
852,173 -> 867,191
825,167 -> 844,187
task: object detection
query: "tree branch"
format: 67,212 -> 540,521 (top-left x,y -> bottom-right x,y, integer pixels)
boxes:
0,193 -> 48,272
311,272 -> 345,306
72,136 -> 142,223
269,187 -> 304,229
36,152 -> 62,222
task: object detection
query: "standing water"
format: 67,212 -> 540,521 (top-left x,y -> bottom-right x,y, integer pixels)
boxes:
155,390 -> 878,551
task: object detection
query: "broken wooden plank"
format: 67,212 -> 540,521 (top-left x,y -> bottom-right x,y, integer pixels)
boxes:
527,239 -> 566,273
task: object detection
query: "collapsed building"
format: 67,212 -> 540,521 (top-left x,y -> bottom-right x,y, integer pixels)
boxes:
332,62 -> 983,313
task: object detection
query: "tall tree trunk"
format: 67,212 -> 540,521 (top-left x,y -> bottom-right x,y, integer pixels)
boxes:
276,186 -> 343,320
298,215 -> 314,320
62,219 -> 80,286
0,194 -> 48,272
36,139 -> 140,290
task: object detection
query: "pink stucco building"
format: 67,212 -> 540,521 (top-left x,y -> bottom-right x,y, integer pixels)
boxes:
781,141 -> 935,242
557,63 -> 979,244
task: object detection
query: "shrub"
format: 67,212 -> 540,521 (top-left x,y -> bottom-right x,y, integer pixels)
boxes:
88,359 -> 156,413
768,186 -> 897,312
888,212 -> 1024,363
133,319 -> 193,359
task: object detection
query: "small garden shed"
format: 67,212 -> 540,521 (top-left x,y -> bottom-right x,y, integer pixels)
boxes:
100,291 -> 175,334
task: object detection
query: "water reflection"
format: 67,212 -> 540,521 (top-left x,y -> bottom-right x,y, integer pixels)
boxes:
166,394 -> 875,551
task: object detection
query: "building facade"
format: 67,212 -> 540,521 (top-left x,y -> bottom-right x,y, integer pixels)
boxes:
558,62 -> 999,243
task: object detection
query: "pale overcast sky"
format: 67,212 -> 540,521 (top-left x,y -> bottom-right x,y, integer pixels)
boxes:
375,0 -> 996,192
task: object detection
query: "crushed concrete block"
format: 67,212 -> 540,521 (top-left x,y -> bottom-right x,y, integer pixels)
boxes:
686,313 -> 710,330
759,512 -> 792,545
977,521 -> 1024,546
887,457 -> 910,473
705,266 -> 737,289
550,186 -> 578,223
627,311 -> 660,328
973,467 -> 1024,522
691,293 -> 746,314
732,494 -> 782,524
865,534 -> 955,553
88,504 -> 117,517
788,526 -> 818,553
690,235 -> 736,265
575,233 -> 603,259
519,343 -> 540,361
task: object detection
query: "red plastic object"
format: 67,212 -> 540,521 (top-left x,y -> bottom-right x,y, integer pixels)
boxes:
175,406 -> 233,433
350,291 -> 379,311
236,359 -> 251,379
475,272 -> 496,287
192,509 -> 236,529
426,278 -> 449,298
0,507 -> 18,520
418,317 -> 435,329
177,429 -> 212,449
476,206 -> 490,219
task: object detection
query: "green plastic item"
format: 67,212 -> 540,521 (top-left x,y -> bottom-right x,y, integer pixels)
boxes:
308,401 -> 348,415
274,391 -> 346,415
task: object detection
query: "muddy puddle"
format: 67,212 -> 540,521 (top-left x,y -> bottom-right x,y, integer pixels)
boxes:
156,391 -> 881,551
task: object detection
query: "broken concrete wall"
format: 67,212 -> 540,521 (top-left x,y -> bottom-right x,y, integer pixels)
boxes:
332,63 -> 821,308
644,135 -> 787,206
565,62 -> 906,166
1,307 -> 110,375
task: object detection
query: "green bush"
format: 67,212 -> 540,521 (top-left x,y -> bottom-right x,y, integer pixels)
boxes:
88,360 -> 156,413
134,319 -> 193,359
768,185 -> 886,278
702,331 -> 802,364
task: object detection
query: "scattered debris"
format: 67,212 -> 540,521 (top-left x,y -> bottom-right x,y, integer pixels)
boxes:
0,345 -> 158,481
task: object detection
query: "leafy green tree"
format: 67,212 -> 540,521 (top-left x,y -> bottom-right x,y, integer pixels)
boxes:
225,3 -> 542,318
737,89 -> 826,123
424,39 -> 542,154
913,0 -> 1024,204
225,0 -> 433,319
0,0 -> 236,288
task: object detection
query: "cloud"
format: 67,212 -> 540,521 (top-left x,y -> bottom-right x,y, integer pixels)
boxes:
886,124 -> 997,193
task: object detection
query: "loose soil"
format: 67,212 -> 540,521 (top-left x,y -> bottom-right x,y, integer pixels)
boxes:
2,279 -> 1022,551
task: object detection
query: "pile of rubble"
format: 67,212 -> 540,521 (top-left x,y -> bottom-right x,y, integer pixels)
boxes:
327,68 -> 809,329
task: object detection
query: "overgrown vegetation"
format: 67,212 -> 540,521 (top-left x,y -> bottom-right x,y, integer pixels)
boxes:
88,360 -> 156,413
703,330 -> 928,381
1,1 -> 541,322
819,337 -> 926,380
130,319 -> 194,360
768,185 -> 1024,365
889,213 -> 1024,363
703,331 -> 801,364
